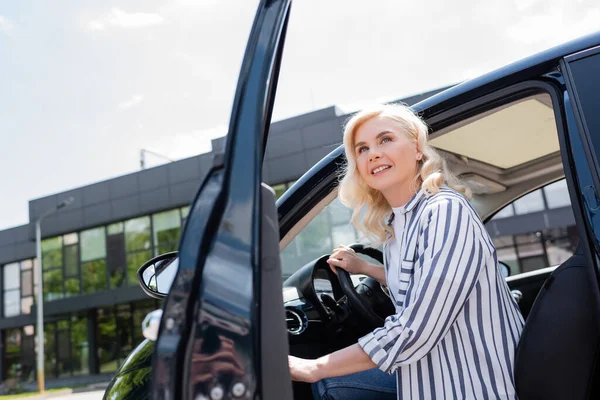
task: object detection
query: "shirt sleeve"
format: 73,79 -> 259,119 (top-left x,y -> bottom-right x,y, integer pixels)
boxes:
358,196 -> 493,374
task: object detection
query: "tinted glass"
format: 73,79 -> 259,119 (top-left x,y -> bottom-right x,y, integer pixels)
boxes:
72,315 -> 89,376
42,237 -> 63,269
80,227 -> 107,262
543,179 -> 571,209
568,51 -> 600,166
64,244 -> 79,277
4,290 -> 20,317
21,270 -> 33,296
125,217 -> 151,251
82,260 -> 107,293
513,190 -> 545,214
3,262 -> 20,290
44,269 -> 64,301
127,250 -> 152,285
152,209 -> 181,253
97,307 -> 118,373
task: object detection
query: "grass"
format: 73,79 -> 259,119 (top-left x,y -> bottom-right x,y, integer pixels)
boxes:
0,388 -> 71,399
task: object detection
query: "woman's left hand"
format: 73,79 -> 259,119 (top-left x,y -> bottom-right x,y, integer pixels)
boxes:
288,355 -> 320,383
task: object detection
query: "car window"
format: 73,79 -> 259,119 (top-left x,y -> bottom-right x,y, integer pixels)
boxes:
486,178 -> 579,276
280,197 -> 371,279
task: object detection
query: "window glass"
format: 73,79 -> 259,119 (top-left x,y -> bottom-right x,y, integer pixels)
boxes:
43,269 -> 63,301
567,53 -> 600,170
21,270 -> 33,297
543,179 -> 571,209
3,262 -> 20,290
71,315 -> 89,376
80,227 -> 107,262
4,290 -> 20,317
107,229 -> 126,289
180,206 -> 190,220
152,209 -> 181,254
127,250 -> 152,286
513,190 -> 545,215
125,217 -> 151,252
108,222 -> 124,235
82,260 -> 107,293
65,278 -> 80,296
42,237 -> 63,269
5,329 -> 22,380
21,259 -> 33,270
44,322 -> 56,377
64,245 -> 79,277
491,204 -> 515,219
98,307 -> 118,373
63,233 -> 79,246
281,197 -> 369,279
273,184 -> 287,199
21,297 -> 34,314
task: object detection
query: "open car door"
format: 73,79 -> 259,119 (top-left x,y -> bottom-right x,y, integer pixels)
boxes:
151,1 -> 293,399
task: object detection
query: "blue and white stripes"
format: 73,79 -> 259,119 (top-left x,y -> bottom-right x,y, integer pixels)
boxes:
358,187 -> 524,399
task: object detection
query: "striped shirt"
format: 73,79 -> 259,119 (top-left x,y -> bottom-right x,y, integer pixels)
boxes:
358,187 -> 524,399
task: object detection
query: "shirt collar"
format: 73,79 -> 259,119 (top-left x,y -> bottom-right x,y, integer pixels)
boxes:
387,189 -> 426,225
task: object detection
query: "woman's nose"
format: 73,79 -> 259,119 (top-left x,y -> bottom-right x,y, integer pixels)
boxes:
369,153 -> 381,162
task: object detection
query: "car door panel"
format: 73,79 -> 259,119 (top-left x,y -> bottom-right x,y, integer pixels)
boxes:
152,1 -> 292,399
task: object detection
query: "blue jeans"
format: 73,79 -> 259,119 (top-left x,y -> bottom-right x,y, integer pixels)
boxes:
311,368 -> 397,400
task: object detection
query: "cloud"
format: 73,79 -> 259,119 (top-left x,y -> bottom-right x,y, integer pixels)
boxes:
87,8 -> 164,31
0,15 -> 14,32
118,94 -> 144,110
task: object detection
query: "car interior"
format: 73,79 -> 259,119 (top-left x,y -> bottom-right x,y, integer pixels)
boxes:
277,87 -> 600,399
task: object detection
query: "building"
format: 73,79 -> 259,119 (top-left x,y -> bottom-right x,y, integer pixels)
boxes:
0,86 -> 578,386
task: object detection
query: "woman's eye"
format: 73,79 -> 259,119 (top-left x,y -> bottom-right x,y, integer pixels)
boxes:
381,137 -> 392,144
358,146 -> 368,154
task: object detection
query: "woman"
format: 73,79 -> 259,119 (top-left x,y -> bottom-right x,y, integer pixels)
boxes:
289,104 -> 524,399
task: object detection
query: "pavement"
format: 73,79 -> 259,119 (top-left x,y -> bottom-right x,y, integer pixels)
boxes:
53,391 -> 104,400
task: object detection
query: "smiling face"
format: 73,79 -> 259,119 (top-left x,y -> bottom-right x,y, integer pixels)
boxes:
353,115 -> 422,205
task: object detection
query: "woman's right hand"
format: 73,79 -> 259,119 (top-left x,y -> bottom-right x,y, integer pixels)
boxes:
327,245 -> 369,275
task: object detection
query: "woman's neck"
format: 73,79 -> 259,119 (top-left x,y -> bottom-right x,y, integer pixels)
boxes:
382,181 -> 418,208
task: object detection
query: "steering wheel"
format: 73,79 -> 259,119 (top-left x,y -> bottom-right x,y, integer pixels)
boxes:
335,244 -> 387,328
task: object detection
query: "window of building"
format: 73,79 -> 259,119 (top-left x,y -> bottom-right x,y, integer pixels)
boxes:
491,204 -> 515,219
544,179 -> 571,209
513,190 -> 545,215
107,222 -> 127,289
81,227 -> 107,294
43,314 -> 89,379
3,262 -> 20,317
125,216 -> 152,286
152,209 -> 181,254
42,237 -> 64,301
3,259 -> 37,318
97,300 -> 159,373
4,326 -> 35,382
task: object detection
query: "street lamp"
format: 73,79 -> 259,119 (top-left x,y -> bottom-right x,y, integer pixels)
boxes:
35,196 -> 74,393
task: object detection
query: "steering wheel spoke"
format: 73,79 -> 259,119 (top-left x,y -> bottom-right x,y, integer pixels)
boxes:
335,244 -> 389,329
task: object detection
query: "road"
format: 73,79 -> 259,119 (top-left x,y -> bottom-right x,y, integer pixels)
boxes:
50,390 -> 104,400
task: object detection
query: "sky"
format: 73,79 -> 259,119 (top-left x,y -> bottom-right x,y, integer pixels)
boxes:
0,0 -> 599,230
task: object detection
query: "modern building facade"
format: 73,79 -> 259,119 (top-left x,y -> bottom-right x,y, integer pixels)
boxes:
0,86 -> 578,386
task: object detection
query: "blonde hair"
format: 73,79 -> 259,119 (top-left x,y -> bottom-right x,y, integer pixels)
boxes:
338,103 -> 471,244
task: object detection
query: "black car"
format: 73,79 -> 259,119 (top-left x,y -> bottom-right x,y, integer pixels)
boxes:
104,1 -> 600,399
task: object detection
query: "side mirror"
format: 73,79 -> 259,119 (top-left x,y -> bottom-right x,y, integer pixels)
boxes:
499,261 -> 511,278
137,252 -> 179,299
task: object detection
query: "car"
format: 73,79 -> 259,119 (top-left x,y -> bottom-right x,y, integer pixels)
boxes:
103,0 -> 600,399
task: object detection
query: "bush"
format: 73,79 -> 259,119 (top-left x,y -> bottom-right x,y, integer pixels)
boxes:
0,379 -> 24,395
